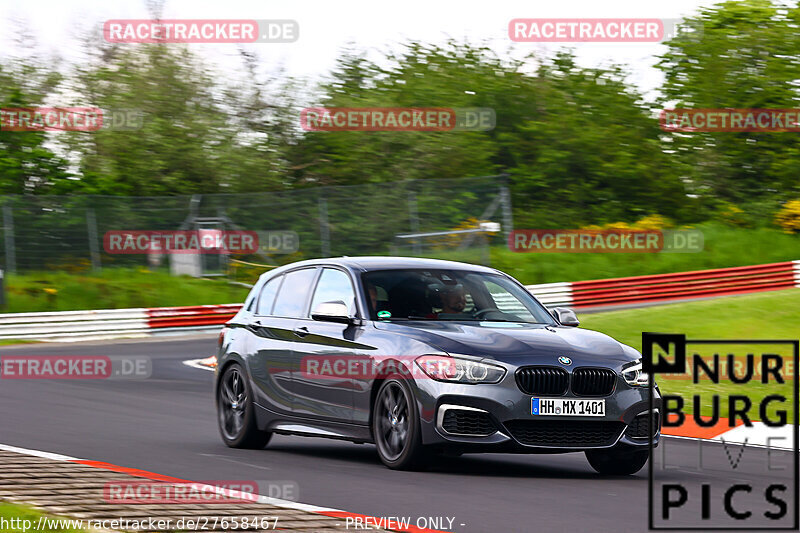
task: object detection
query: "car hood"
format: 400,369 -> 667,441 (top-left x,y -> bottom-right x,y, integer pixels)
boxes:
373,321 -> 638,366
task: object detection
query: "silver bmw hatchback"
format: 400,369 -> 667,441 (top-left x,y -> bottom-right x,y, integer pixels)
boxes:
215,257 -> 661,473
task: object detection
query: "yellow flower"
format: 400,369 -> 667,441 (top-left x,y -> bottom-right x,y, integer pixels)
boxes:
633,214 -> 672,230
603,221 -> 631,230
718,202 -> 749,227
775,200 -> 800,234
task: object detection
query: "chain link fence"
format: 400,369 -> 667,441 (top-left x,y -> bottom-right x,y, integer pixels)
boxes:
0,174 -> 513,275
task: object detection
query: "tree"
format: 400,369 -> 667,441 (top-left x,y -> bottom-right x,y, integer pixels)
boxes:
59,38 -> 294,195
287,42 -> 501,187
505,53 -> 689,226
657,0 -> 800,206
0,59 -> 71,194
292,43 -> 688,226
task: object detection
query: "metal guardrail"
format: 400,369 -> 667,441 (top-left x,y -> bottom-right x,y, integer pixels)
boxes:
0,308 -> 150,342
0,261 -> 797,342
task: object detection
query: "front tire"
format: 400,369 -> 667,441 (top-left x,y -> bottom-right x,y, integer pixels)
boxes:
585,447 -> 649,475
372,375 -> 429,470
217,363 -> 271,449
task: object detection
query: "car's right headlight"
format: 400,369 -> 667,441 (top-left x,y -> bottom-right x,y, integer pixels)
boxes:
415,355 -> 506,384
622,358 -> 651,387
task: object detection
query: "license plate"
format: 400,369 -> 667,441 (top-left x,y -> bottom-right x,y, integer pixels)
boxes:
531,398 -> 605,417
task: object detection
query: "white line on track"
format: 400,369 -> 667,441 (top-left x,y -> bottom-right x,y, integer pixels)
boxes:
182,359 -> 214,372
0,442 -> 78,461
0,442 -> 336,514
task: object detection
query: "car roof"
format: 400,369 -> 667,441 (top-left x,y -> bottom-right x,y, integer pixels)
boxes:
258,256 -> 499,281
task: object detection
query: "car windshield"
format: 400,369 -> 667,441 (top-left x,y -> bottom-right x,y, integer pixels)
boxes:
361,268 -> 556,324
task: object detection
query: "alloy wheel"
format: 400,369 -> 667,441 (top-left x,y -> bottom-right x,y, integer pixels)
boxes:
219,367 -> 247,440
375,381 -> 410,461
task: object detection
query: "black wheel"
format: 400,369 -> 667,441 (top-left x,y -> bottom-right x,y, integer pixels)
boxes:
585,447 -> 649,475
217,363 -> 271,449
372,376 -> 429,470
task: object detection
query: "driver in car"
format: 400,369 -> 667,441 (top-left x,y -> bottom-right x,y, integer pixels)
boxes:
439,284 -> 467,315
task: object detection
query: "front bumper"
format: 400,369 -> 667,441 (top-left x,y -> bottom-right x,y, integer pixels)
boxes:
412,370 -> 661,453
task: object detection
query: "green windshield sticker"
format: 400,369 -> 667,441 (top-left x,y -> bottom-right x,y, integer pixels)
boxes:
377,310 -> 392,319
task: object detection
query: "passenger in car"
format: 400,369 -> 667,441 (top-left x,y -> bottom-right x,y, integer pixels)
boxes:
367,281 -> 392,315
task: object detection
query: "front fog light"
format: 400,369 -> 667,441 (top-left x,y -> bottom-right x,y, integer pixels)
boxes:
623,359 -> 651,387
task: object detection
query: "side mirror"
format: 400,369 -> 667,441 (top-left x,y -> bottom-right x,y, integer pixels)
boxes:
552,307 -> 579,327
311,301 -> 353,324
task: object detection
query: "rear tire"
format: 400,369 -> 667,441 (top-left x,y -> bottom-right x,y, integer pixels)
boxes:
585,447 -> 649,475
217,363 -> 271,449
372,375 -> 430,470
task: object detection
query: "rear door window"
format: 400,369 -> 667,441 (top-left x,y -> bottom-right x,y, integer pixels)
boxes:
256,275 -> 283,316
271,268 -> 318,318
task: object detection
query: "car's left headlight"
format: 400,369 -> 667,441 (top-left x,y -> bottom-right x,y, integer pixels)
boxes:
415,355 -> 506,384
622,358 -> 651,387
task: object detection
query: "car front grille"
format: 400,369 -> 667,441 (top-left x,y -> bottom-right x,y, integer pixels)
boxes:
441,409 -> 495,436
571,368 -> 617,396
504,419 -> 625,448
516,367 -> 569,396
627,412 -> 661,439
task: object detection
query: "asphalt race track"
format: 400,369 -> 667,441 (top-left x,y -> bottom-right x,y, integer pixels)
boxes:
1,337 -> 796,533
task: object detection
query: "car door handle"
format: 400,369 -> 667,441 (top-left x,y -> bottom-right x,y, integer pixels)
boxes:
293,326 -> 310,338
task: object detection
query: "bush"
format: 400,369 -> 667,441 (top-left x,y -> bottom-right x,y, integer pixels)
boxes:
581,214 -> 673,231
717,202 -> 750,228
775,200 -> 800,234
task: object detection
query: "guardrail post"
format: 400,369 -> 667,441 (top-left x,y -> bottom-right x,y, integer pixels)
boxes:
86,208 -> 101,271
0,268 -> 5,308
500,178 -> 514,243
318,193 -> 331,258
3,206 -> 16,274
408,192 -> 422,255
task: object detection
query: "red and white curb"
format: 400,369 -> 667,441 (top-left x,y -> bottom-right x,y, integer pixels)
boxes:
0,443 -> 446,533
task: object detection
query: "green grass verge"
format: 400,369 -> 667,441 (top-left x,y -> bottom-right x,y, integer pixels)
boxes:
0,502 -> 85,532
581,289 -> 800,420
436,223 -> 800,284
1,224 -> 799,314
1,268 -> 249,313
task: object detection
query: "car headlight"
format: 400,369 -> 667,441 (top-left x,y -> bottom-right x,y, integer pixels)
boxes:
622,358 -> 651,387
415,355 -> 506,384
